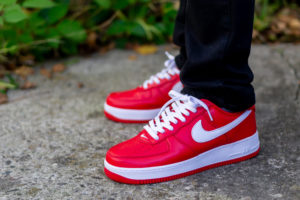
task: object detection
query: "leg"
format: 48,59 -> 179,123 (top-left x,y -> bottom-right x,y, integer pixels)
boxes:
173,0 -> 187,70
181,0 -> 256,112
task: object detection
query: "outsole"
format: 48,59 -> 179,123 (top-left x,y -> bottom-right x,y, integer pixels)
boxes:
104,148 -> 260,184
104,111 -> 148,123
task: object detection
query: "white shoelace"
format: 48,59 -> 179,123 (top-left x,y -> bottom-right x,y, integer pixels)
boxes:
142,52 -> 180,89
144,91 -> 214,140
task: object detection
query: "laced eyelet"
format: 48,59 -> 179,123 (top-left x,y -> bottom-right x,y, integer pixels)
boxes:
144,89 -> 213,141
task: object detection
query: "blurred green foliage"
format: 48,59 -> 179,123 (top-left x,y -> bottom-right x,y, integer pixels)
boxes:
0,0 -> 299,64
0,0 -> 177,62
253,0 -> 300,42
254,0 -> 297,31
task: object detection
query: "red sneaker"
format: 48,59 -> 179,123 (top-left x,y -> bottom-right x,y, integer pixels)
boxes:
104,91 -> 260,184
104,52 -> 182,123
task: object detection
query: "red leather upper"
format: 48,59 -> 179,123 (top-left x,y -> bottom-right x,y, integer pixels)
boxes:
106,100 -> 257,168
106,74 -> 180,110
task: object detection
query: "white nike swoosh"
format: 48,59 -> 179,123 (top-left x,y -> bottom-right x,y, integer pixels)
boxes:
191,110 -> 252,143
141,133 -> 148,139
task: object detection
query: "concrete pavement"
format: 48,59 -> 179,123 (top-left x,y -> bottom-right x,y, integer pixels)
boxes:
0,45 -> 299,200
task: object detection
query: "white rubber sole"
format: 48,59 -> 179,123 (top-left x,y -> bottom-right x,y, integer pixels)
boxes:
104,131 -> 260,180
104,102 -> 161,121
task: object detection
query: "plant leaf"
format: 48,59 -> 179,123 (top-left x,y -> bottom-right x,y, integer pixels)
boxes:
111,0 -> 135,10
28,12 -> 45,28
18,32 -> 34,44
57,20 -> 86,42
0,81 -> 15,90
23,0 -> 55,9
106,20 -> 127,35
3,4 -> 27,23
45,28 -> 61,48
94,0 -> 111,9
39,3 -> 68,24
0,17 -> 3,26
0,0 -> 17,6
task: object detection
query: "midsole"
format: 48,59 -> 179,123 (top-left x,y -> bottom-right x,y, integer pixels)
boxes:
104,103 -> 161,121
104,131 -> 260,180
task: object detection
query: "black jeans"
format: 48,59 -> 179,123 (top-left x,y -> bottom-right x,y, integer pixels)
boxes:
174,0 -> 255,112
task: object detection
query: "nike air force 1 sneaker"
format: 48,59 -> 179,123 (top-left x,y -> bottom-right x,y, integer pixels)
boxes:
104,91 -> 260,184
104,52 -> 182,123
